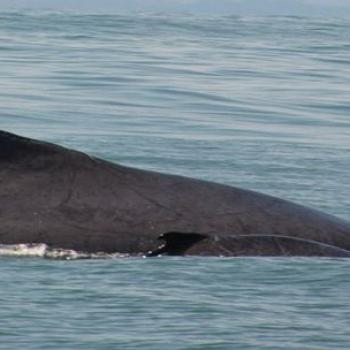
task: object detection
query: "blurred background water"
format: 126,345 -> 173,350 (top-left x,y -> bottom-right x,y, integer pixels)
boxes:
0,12 -> 350,349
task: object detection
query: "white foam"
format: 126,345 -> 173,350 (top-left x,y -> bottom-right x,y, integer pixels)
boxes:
0,243 -> 131,260
0,243 -> 48,257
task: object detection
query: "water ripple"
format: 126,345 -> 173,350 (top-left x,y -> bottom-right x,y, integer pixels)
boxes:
1,12 -> 350,349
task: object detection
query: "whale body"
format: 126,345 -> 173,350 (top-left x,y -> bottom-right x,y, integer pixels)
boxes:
1,130 -> 350,257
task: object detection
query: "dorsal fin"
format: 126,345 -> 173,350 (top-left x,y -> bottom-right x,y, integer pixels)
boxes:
147,232 -> 207,257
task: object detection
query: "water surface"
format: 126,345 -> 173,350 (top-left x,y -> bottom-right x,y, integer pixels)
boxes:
0,12 -> 350,349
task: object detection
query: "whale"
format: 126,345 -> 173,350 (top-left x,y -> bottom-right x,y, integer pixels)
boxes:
1,129 -> 350,257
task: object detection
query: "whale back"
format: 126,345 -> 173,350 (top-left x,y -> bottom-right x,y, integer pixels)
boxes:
1,130 -> 350,254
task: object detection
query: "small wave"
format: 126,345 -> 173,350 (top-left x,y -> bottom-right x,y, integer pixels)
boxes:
0,244 -> 131,260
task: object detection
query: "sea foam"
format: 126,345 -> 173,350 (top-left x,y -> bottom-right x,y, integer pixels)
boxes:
0,243 -> 131,259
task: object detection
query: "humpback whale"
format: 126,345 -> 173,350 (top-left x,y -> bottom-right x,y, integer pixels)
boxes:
1,130 -> 350,257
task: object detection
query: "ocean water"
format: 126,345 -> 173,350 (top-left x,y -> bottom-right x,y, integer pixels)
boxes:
0,12 -> 350,349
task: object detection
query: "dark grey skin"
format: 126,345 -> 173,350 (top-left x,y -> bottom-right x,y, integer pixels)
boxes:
1,130 -> 350,257
148,232 -> 350,257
